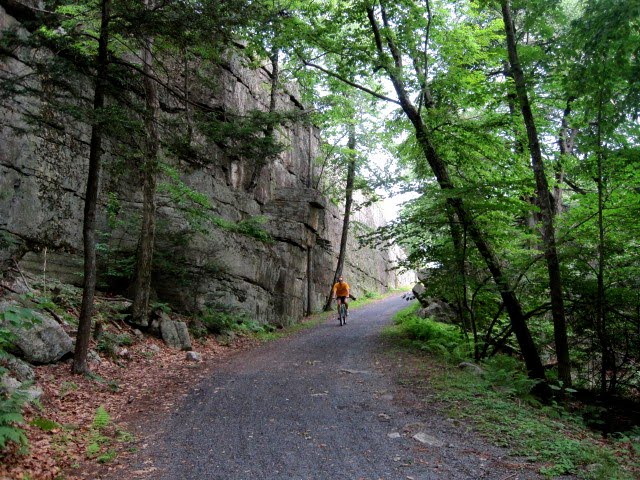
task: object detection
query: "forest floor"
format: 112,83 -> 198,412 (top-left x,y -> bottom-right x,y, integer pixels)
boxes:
0,321 -> 262,480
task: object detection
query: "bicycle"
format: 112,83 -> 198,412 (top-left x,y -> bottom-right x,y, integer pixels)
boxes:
337,302 -> 347,326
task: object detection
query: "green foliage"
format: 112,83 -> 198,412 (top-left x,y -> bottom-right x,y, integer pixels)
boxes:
58,381 -> 79,398
392,304 -> 469,362
150,302 -> 172,314
481,355 -> 540,398
160,164 -> 273,243
83,406 -> 133,463
30,417 -> 61,432
198,306 -> 270,336
96,332 -> 133,358
0,389 -> 28,451
96,449 -> 117,463
0,304 -> 43,452
195,108 -> 289,161
92,406 -> 111,431
0,306 -> 41,350
432,366 -> 636,479
212,216 -> 273,244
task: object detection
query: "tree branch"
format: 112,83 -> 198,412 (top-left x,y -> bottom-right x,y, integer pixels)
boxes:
301,60 -> 400,105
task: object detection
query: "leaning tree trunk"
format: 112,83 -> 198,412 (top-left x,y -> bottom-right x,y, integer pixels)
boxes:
367,4 -> 546,381
501,0 -> 571,386
131,13 -> 160,326
73,0 -> 111,374
324,123 -> 356,311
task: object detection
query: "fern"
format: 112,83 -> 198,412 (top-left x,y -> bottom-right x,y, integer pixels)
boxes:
92,406 -> 111,430
0,391 -> 28,450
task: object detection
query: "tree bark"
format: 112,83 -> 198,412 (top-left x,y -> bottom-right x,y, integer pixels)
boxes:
501,0 -> 571,386
367,3 -> 546,381
249,47 -> 279,191
556,98 -> 575,215
131,6 -> 160,326
72,0 -> 111,374
595,99 -> 615,395
324,123 -> 356,311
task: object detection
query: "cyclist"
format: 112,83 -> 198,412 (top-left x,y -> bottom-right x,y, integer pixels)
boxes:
332,275 -> 350,317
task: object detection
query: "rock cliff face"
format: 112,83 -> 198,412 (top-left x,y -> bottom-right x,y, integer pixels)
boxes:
0,3 -> 405,325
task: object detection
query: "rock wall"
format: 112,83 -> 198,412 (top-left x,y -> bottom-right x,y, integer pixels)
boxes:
0,3 -> 406,325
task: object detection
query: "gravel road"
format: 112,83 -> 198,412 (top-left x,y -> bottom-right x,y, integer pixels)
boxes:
129,294 -> 544,480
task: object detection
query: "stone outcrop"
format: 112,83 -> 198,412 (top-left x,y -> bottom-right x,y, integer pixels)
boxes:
159,316 -> 192,351
0,300 -> 74,364
0,4 -> 408,327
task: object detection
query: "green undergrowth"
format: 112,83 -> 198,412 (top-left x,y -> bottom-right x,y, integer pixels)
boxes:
83,406 -> 134,464
384,304 -> 640,480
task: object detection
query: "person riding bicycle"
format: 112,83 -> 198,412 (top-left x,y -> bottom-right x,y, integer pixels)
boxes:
332,275 -> 350,317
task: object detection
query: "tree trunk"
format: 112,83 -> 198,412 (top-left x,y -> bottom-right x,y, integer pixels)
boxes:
595,99 -> 615,395
324,123 -> 356,311
501,0 -> 571,386
556,98 -> 575,215
131,13 -> 160,326
249,47 -> 279,191
72,0 -> 111,374
367,4 -> 546,381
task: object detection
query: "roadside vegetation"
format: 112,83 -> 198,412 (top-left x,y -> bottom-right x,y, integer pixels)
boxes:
385,303 -> 640,480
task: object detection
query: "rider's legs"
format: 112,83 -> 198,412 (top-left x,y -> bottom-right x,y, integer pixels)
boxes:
337,297 -> 348,314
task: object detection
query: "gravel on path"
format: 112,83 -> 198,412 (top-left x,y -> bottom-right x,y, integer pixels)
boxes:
121,294 -> 545,480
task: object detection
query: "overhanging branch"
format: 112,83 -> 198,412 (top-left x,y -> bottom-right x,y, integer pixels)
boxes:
301,60 -> 400,105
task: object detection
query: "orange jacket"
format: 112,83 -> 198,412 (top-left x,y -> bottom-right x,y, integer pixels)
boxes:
332,281 -> 350,297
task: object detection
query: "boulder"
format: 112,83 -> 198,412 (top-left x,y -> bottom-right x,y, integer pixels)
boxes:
0,374 -> 42,402
1,355 -> 35,382
412,283 -> 428,305
0,301 -> 73,364
185,351 -> 201,362
160,317 -> 192,351
417,300 -> 456,324
458,362 -> 485,376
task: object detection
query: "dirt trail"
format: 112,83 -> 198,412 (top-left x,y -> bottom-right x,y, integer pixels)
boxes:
118,294 -> 543,479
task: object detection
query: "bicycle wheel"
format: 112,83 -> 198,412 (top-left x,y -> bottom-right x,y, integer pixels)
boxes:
339,304 -> 346,326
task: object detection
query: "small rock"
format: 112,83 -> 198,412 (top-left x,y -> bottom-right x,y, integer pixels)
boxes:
378,413 -> 392,421
387,432 -> 402,439
148,344 -> 161,353
3,356 -> 35,382
186,351 -> 201,362
21,385 -> 43,402
412,432 -> 445,447
0,375 -> 21,395
117,348 -> 130,359
458,362 -> 485,375
133,329 -> 144,338
88,350 -> 102,364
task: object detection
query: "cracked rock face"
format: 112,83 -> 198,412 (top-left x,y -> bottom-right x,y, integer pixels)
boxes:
0,7 -> 404,326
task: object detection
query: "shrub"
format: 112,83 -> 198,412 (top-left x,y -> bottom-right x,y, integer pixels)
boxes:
481,354 -> 540,398
0,305 -> 42,452
199,307 -> 267,336
0,389 -> 28,451
96,331 -> 133,357
393,306 -> 468,362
